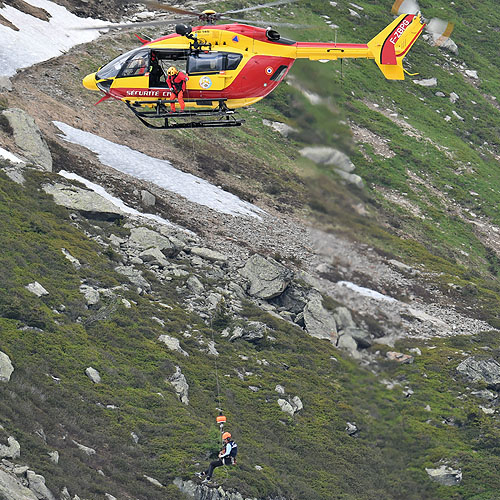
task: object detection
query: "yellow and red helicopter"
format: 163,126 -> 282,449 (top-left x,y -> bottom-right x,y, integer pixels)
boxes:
82,0 -> 449,130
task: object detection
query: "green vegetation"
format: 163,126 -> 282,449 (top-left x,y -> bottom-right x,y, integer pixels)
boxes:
2,0 -> 500,498
0,164 -> 499,499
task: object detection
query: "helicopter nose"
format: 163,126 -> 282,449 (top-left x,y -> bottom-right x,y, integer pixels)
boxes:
82,72 -> 99,91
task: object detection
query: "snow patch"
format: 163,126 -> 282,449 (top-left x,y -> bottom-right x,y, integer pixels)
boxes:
337,281 -> 397,302
53,122 -> 265,219
0,146 -> 24,164
0,0 -> 104,77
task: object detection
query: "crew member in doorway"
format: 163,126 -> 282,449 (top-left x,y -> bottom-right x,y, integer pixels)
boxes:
196,432 -> 237,483
166,66 -> 189,112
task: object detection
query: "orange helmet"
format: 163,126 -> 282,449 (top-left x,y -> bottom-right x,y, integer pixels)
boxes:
167,66 -> 179,76
222,432 -> 231,440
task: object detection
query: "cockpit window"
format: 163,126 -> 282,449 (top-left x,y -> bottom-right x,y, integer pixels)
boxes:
187,52 -> 243,74
119,49 -> 150,77
96,49 -> 150,80
96,49 -> 137,80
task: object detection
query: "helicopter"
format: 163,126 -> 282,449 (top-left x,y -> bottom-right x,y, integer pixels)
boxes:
82,0 -> 428,130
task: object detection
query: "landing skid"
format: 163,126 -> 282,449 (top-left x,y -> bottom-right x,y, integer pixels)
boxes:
126,98 -> 244,130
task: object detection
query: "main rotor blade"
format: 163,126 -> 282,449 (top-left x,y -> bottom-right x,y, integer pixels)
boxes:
223,16 -> 307,28
224,0 -> 297,16
75,18 -> 191,30
143,1 -> 202,16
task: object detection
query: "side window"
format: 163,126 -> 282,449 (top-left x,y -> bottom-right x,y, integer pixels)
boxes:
119,50 -> 150,78
226,53 -> 243,71
187,53 -> 225,74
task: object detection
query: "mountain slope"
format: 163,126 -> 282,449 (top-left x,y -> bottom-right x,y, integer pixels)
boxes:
1,1 -> 500,499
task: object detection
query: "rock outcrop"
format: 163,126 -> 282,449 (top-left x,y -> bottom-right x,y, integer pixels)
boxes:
43,183 -> 123,221
25,281 -> 49,297
0,351 -> 14,382
2,108 -> 52,171
303,293 -> 337,340
174,478 -> 258,500
0,468 -> 38,500
158,335 -> 189,356
169,366 -> 189,405
425,465 -> 462,486
0,436 -> 20,459
85,367 -> 101,384
456,357 -> 500,388
239,255 -> 292,299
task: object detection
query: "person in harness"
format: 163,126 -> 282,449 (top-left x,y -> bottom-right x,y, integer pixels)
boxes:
166,66 -> 189,112
197,432 -> 237,483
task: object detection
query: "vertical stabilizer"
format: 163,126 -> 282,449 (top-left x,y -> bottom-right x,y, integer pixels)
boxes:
367,13 -> 425,80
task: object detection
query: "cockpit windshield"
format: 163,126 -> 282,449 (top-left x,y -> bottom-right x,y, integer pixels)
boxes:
96,48 -> 149,80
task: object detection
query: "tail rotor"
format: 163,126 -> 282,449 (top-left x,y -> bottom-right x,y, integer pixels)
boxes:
392,0 -> 454,47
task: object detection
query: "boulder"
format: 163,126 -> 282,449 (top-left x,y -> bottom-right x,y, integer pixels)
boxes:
140,190 -> 156,207
61,248 -> 81,268
303,294 -> 337,340
277,399 -> 296,417
0,351 -> 14,382
79,285 -> 100,307
456,357 -> 500,388
190,247 -> 228,263
345,422 -> 358,436
386,352 -> 414,364
42,183 -> 123,221
174,478 -> 257,500
333,307 -> 356,331
336,332 -> 360,359
48,451 -> 59,464
206,341 -> 219,357
465,69 -> 479,79
186,276 -> 204,295
335,169 -> 364,189
0,469 -> 38,500
262,119 -> 297,137
425,465 -> 462,486
158,335 -> 188,357
299,147 -> 355,172
85,367 -> 101,384
229,322 -> 267,343
413,77 -> 438,87
344,327 -> 372,348
114,266 -> 151,291
26,470 -> 57,500
269,286 -> 308,314
275,385 -> 285,395
291,396 -> 303,412
72,440 -> 96,456
139,247 -> 169,267
25,281 -> 49,297
239,254 -> 293,300
143,475 -> 163,487
128,227 -> 181,257
0,436 -> 20,459
60,487 -> 71,500
169,366 -> 189,405
0,76 -> 12,91
2,108 -> 52,171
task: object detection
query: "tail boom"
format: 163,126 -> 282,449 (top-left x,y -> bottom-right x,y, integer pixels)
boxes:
294,14 -> 424,80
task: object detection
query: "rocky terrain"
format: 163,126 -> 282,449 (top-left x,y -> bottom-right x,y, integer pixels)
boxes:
1,1 -> 500,499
